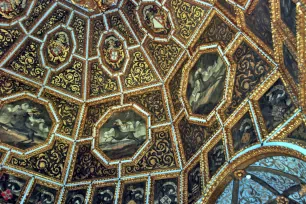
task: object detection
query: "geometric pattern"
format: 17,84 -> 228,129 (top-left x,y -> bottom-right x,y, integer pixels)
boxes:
0,0 -> 304,203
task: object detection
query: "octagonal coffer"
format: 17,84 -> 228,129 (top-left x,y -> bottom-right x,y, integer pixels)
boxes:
0,99 -> 53,150
98,109 -> 147,161
187,52 -> 226,115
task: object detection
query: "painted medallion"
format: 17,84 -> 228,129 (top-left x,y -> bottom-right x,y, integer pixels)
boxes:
0,99 -> 52,150
187,52 -> 226,116
98,110 -> 147,160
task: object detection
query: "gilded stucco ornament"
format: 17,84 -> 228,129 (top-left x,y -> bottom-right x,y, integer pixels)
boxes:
0,0 -> 304,203
0,0 -> 26,19
71,0 -> 118,12
47,31 -> 70,64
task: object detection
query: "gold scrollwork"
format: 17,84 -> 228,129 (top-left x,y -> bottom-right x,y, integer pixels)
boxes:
124,51 -> 157,88
170,0 -> 206,40
50,60 -> 83,96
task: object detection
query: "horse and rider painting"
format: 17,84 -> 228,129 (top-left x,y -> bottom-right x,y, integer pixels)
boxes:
99,110 -> 147,160
0,99 -> 52,150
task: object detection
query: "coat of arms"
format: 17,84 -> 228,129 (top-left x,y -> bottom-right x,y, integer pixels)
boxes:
0,0 -> 27,19
47,31 -> 70,65
143,5 -> 171,35
103,35 -> 125,72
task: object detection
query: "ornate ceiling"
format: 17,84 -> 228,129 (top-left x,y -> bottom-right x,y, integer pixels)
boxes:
0,0 -> 305,203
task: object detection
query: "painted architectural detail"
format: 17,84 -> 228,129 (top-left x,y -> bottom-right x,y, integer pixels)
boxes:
0,0 -> 304,203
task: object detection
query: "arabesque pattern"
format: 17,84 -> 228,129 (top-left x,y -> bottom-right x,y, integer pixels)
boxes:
0,0 -> 305,203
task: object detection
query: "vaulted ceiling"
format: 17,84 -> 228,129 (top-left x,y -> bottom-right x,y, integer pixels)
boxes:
0,0 -> 305,203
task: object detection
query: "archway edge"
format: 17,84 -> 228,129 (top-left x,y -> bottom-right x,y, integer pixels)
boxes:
202,142 -> 306,203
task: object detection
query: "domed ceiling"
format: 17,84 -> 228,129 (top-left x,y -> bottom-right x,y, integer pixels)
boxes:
0,0 -> 305,203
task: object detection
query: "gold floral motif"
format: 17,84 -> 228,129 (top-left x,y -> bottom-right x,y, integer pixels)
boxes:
50,60 -> 83,96
70,143 -> 118,181
90,18 -> 105,56
24,0 -> 53,29
125,88 -> 168,124
0,72 -> 37,97
89,62 -> 118,97
146,39 -> 182,77
8,40 -> 45,80
71,15 -> 86,56
43,92 -> 80,137
193,14 -> 237,50
123,128 -> 178,175
35,8 -> 69,38
9,140 -> 69,181
0,28 -> 21,58
108,13 -> 136,46
122,0 -> 145,40
170,0 -> 206,40
124,51 -> 157,88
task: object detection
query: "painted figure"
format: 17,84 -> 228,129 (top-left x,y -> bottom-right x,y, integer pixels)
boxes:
188,55 -> 226,115
0,100 -> 52,149
99,110 -> 147,160
104,119 -> 141,144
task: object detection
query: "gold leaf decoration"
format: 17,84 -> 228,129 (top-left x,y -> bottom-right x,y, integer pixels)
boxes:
82,99 -> 121,137
43,92 -> 80,137
146,39 -> 182,77
0,28 -> 21,58
7,40 -> 45,81
9,141 -> 69,180
123,128 -> 178,175
125,89 -> 168,124
108,13 -> 136,46
50,60 -> 83,96
89,62 -> 118,97
71,144 -> 117,181
0,72 -> 37,97
170,0 -> 206,40
71,15 -> 86,56
124,51 -> 157,88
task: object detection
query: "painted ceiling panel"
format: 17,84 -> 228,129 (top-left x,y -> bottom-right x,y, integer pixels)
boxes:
0,0 -> 305,203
